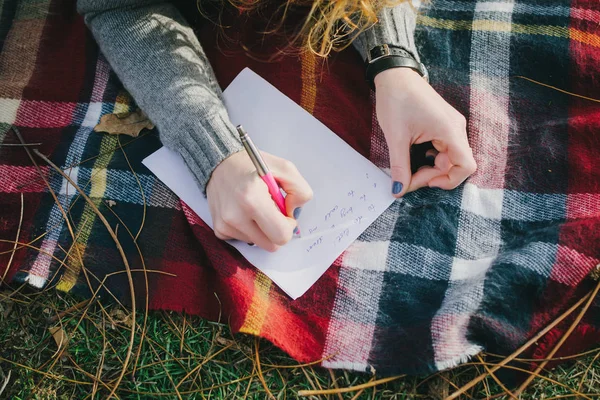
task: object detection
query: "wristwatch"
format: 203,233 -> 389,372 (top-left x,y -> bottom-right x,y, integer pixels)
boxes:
365,44 -> 429,90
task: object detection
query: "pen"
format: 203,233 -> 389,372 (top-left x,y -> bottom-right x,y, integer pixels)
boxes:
236,125 -> 288,216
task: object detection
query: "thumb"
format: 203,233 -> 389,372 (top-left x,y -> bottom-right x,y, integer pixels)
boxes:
266,156 -> 314,219
388,136 -> 413,198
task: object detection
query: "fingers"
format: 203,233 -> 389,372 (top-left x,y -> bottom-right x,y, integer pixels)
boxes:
238,177 -> 296,247
252,199 -> 297,247
233,222 -> 281,252
214,219 -> 282,252
266,155 -> 313,218
428,139 -> 477,189
408,166 -> 443,192
238,183 -> 296,249
215,203 -> 293,252
388,134 -> 412,198
208,151 -> 313,252
409,152 -> 449,191
214,181 -> 295,251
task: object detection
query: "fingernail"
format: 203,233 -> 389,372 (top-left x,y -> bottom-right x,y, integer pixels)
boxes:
247,242 -> 255,246
293,226 -> 299,235
392,181 -> 403,195
293,207 -> 302,219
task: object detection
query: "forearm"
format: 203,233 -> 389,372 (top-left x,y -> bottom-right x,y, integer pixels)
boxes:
353,2 -> 420,61
78,0 -> 242,191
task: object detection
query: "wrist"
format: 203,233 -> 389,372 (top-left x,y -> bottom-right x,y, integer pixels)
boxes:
365,44 -> 428,91
374,67 -> 420,89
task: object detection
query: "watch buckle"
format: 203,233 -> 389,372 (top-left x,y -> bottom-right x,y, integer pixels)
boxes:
368,44 -> 391,64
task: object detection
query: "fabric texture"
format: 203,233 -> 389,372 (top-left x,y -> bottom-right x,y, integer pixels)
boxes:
77,0 -> 419,192
1,0 -> 600,377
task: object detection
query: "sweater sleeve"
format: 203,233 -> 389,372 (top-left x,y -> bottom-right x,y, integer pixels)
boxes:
77,0 -> 243,192
352,2 -> 420,62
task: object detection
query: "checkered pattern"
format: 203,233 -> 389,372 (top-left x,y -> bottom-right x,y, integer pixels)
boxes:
0,0 -> 599,376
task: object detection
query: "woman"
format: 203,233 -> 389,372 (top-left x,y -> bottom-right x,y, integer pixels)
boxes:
77,0 -> 476,252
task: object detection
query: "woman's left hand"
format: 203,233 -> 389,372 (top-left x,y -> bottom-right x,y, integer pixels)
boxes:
374,68 -> 477,197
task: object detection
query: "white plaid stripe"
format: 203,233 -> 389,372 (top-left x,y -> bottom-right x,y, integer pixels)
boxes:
431,0 -> 516,369
27,57 -> 110,286
0,98 -> 20,124
322,202 -> 400,371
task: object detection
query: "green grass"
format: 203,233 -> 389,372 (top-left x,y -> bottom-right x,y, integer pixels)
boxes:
1,287 -> 599,399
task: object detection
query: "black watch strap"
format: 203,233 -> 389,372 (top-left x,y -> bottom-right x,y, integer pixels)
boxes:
365,44 -> 428,90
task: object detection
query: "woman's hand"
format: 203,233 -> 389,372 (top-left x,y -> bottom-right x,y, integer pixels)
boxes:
375,68 -> 477,197
206,151 -> 313,252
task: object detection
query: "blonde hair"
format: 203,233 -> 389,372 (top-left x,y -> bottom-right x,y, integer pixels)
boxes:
206,0 -> 408,57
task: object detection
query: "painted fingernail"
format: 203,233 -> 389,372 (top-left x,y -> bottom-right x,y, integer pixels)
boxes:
392,181 -> 403,195
247,242 -> 255,246
293,207 -> 302,219
293,226 -> 299,235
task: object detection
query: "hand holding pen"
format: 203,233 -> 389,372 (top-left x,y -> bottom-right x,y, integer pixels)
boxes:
205,125 -> 313,252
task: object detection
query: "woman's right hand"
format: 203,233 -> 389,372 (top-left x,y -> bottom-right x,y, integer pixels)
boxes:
206,151 -> 313,252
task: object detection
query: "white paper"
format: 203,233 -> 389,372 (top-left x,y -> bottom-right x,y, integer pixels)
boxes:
143,68 -> 395,299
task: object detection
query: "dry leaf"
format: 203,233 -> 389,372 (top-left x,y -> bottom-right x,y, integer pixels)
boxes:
1,301 -> 13,319
121,313 -> 134,328
109,308 -> 134,328
48,326 -> 70,360
94,109 -> 154,137
215,335 -> 252,353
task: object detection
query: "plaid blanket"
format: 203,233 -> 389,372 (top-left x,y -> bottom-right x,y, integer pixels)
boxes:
1,0 -> 599,377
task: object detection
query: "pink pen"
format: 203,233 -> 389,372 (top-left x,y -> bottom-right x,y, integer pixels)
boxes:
236,126 -> 298,234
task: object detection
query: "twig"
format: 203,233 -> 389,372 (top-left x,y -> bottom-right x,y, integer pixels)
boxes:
298,375 -> 405,396
180,313 -> 187,355
577,348 -> 600,393
148,342 -> 183,400
174,342 -> 234,389
0,370 -> 11,396
12,126 -> 98,392
300,366 -> 318,393
242,364 -> 256,400
469,361 -> 592,399
15,132 -> 149,190
32,148 -> 137,399
2,193 -> 23,284
309,366 -> 325,393
328,369 -> 344,400
476,354 -> 517,400
117,136 -> 146,241
0,142 -> 42,146
514,76 -> 600,103
350,376 -> 374,400
513,280 -> 600,397
119,368 -> 275,396
92,310 -> 108,399
67,355 -> 116,396
102,202 -> 151,378
46,298 -> 94,323
445,291 -> 592,400
0,356 -> 92,385
484,347 -> 600,363
260,353 -> 337,369
255,338 -> 276,399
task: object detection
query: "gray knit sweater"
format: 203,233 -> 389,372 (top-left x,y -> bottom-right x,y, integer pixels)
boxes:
77,0 -> 420,191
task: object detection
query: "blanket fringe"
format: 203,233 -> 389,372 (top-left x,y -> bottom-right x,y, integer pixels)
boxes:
24,274 -> 46,289
588,263 -> 600,281
435,345 -> 482,371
